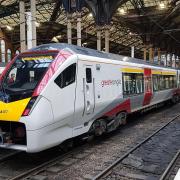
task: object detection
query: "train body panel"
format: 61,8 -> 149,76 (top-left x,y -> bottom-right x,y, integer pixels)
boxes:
0,43 -> 179,152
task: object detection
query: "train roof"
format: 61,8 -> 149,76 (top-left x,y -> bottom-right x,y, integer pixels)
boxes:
29,43 -> 178,70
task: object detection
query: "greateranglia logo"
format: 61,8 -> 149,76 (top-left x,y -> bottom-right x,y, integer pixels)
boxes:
0,110 -> 8,114
101,80 -> 121,87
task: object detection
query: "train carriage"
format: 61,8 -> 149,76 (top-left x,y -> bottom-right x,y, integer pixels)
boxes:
0,43 -> 179,152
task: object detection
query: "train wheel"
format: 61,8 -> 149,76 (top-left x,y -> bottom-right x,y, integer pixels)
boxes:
172,95 -> 178,104
91,119 -> 107,136
116,112 -> 127,125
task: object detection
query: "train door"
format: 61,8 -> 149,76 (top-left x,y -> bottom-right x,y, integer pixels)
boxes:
83,66 -> 95,114
73,61 -> 95,136
143,68 -> 153,106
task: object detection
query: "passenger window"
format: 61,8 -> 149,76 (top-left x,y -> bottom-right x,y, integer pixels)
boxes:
123,73 -> 144,95
153,75 -> 177,91
86,68 -> 92,83
152,75 -> 159,91
55,63 -> 76,89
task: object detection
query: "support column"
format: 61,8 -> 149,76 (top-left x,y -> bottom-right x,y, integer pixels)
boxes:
170,53 -> 172,67
131,46 -> 135,58
149,46 -> 153,63
67,13 -> 72,44
105,26 -> 110,53
165,52 -> 168,67
158,48 -> 161,65
143,46 -> 147,61
175,55 -> 177,68
19,0 -> 26,52
97,27 -> 101,51
77,12 -> 81,46
26,12 -> 33,49
31,0 -> 36,47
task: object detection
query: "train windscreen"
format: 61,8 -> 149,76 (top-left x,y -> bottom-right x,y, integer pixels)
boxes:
0,52 -> 58,102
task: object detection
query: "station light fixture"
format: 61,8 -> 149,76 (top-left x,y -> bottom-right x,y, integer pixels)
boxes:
51,37 -> 59,43
82,42 -> 87,47
159,2 -> 166,9
6,25 -> 13,31
35,22 -> 40,27
56,35 -> 62,39
88,13 -> 93,17
119,8 -> 126,15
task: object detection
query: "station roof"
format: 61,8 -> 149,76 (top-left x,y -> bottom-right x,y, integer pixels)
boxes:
0,0 -> 180,57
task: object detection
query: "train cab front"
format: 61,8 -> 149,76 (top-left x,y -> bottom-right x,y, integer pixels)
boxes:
0,50 -> 60,152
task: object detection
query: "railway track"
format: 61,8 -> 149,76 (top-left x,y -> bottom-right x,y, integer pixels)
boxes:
93,114 -> 180,180
0,150 -> 20,163
0,140 -> 94,180
160,150 -> 180,180
9,146 -> 92,180
0,103 -> 179,180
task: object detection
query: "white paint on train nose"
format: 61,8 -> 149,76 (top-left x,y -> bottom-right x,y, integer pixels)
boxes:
174,168 -> 180,180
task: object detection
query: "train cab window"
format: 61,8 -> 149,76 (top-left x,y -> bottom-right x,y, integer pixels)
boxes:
86,68 -> 92,83
123,73 -> 144,95
55,63 -> 76,89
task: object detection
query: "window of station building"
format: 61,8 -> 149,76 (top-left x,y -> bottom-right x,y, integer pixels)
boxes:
0,40 -> 6,62
7,49 -> 12,62
54,63 -> 76,89
123,73 -> 144,95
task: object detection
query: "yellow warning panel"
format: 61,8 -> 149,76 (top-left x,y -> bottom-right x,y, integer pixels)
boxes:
0,98 -> 30,121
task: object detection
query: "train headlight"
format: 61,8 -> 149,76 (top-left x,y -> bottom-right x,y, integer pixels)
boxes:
22,96 -> 38,116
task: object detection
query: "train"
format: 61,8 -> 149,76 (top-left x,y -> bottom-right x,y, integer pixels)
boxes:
0,43 -> 179,152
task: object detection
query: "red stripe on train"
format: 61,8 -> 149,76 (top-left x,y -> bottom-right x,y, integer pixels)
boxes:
105,99 -> 131,117
143,68 -> 153,106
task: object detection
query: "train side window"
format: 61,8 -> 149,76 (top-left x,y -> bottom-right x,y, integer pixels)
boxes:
159,75 -> 165,90
86,68 -> 92,83
164,76 -> 170,89
123,73 -> 144,95
152,75 -> 159,91
55,63 -> 76,89
136,74 -> 144,94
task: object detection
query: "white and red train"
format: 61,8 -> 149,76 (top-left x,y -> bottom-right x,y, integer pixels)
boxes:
0,43 -> 179,152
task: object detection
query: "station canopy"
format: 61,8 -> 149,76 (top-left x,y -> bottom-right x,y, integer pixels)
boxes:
0,0 -> 180,57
